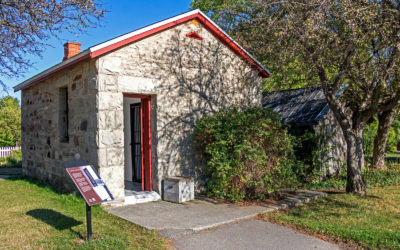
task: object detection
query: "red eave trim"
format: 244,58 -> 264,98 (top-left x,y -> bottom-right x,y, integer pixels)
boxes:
17,54 -> 91,91
18,11 -> 269,91
89,14 -> 199,58
89,13 -> 269,78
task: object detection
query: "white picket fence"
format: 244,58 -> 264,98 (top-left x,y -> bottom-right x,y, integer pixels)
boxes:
0,146 -> 21,158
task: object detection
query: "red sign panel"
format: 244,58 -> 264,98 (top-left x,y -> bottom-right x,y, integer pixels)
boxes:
66,166 -> 113,206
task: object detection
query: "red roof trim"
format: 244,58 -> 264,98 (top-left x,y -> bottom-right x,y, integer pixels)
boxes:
89,14 -> 199,58
90,13 -> 269,77
15,11 -> 269,91
20,54 -> 91,91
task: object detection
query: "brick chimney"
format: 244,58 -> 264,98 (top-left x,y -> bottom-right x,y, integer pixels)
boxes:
63,42 -> 81,61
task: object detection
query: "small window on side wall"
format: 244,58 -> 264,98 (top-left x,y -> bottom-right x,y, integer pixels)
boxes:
59,87 -> 69,143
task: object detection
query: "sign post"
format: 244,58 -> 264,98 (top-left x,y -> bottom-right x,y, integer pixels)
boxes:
65,159 -> 114,241
86,203 -> 92,241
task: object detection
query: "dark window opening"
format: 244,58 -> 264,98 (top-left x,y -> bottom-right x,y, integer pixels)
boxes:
59,87 -> 69,143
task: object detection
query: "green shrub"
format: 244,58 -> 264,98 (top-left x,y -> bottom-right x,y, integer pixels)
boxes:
0,149 -> 22,168
364,169 -> 400,187
305,167 -> 400,190
194,107 -> 298,202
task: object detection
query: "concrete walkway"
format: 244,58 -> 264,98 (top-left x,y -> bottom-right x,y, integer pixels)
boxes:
107,190 -> 326,232
173,219 -> 339,250
106,190 -> 338,249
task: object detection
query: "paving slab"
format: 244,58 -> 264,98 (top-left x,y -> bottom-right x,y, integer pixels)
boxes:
107,199 -> 266,231
106,190 -> 326,232
173,219 -> 339,250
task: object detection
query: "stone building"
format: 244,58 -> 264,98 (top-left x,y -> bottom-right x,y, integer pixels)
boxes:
263,87 -> 346,176
14,10 -> 269,202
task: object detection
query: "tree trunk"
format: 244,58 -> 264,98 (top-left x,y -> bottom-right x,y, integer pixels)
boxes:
371,108 -> 398,170
344,129 -> 366,196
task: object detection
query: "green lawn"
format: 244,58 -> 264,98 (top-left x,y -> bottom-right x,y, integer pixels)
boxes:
0,177 -> 169,249
386,152 -> 400,158
261,186 -> 400,249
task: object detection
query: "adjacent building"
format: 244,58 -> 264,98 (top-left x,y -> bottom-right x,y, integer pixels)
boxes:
263,87 -> 346,176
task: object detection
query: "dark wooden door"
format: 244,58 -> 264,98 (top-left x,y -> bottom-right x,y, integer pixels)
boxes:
130,103 -> 142,182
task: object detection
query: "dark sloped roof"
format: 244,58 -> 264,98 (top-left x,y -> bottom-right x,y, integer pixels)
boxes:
262,87 -> 330,125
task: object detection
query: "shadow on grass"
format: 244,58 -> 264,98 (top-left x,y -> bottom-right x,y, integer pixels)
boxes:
5,176 -> 75,196
0,167 -> 22,175
27,209 -> 84,239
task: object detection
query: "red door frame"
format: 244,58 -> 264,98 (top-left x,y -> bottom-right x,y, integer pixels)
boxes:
123,93 -> 152,191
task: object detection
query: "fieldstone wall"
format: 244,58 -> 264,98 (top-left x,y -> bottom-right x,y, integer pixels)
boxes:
314,110 -> 347,176
21,60 -> 98,191
96,20 -> 263,197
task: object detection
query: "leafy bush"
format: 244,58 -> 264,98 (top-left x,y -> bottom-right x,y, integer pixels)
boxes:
0,149 -> 22,168
289,128 -> 331,184
364,169 -> 400,187
305,167 -> 400,190
194,107 -> 298,202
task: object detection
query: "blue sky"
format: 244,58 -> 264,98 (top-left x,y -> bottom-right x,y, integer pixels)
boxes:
2,0 -> 192,99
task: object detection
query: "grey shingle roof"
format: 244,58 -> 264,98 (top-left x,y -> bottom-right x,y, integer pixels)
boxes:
262,87 -> 330,125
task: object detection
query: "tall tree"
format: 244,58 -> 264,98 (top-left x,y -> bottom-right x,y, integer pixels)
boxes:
0,96 -> 21,146
371,107 -> 399,170
192,0 -> 314,93
193,0 -> 400,195
0,0 -> 105,93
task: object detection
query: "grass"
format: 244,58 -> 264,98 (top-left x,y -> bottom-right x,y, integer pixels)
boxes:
386,152 -> 400,158
261,186 -> 400,249
0,177 -> 169,249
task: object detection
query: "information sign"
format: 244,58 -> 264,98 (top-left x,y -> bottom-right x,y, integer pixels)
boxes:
66,165 -> 114,206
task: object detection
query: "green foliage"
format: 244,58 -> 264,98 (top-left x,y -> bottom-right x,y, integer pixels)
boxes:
364,169 -> 400,187
194,107 -> 298,202
364,115 -> 400,155
0,96 -> 21,146
0,149 -> 22,168
191,0 -> 248,31
191,1 -> 313,93
389,116 -> 400,152
305,166 -> 400,190
289,126 -> 344,187
290,128 -> 323,184
363,117 -> 378,156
